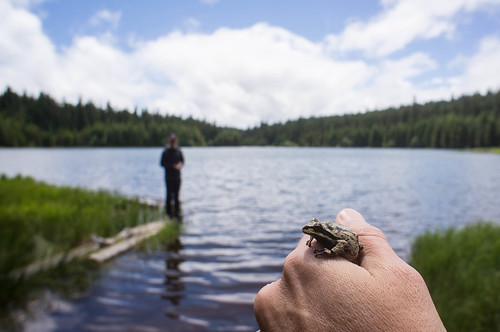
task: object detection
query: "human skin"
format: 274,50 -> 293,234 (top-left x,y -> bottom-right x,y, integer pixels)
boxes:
254,208 -> 446,332
169,140 -> 183,170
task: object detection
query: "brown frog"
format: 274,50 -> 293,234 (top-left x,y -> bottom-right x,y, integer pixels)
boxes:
302,218 -> 363,262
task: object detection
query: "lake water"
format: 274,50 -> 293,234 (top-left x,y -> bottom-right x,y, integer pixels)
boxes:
1,147 -> 499,331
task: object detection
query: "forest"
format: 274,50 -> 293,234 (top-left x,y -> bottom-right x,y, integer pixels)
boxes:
0,87 -> 499,148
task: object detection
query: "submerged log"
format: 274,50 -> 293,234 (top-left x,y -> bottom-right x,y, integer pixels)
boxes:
9,219 -> 167,278
89,220 -> 166,263
9,242 -> 100,279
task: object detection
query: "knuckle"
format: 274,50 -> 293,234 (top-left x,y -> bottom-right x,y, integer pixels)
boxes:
398,264 -> 426,285
254,281 -> 281,317
282,251 -> 303,282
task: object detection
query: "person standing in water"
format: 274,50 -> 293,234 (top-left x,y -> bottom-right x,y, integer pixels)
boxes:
160,134 -> 184,218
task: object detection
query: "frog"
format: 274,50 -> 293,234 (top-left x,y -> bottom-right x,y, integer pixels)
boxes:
302,218 -> 363,262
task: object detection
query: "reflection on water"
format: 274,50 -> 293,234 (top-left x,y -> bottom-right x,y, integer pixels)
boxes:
163,236 -> 184,308
1,147 -> 500,331
46,223 -> 261,331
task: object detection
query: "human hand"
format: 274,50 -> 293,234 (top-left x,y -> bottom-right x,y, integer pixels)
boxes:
254,208 -> 446,332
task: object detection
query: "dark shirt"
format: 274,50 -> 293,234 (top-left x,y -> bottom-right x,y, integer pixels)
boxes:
160,147 -> 184,181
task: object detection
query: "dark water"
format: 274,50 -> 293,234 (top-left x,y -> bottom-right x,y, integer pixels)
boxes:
1,147 -> 499,331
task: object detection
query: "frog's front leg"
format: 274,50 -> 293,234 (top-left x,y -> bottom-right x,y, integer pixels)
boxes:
306,235 -> 314,247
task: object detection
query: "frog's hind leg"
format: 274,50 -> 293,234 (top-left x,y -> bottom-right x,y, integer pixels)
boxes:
314,240 -> 350,258
313,248 -> 333,257
331,239 -> 350,256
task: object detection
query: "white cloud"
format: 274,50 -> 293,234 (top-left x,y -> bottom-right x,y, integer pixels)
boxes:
57,36 -> 148,108
200,0 -> 220,5
133,23 -> 377,126
88,9 -> 122,30
354,53 -> 439,110
184,17 -> 201,31
325,0 -> 500,57
448,36 -> 500,93
8,0 -> 46,9
0,0 -> 58,94
1,0 -> 499,129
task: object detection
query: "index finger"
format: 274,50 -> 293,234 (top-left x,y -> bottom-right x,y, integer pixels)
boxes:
335,208 -> 407,273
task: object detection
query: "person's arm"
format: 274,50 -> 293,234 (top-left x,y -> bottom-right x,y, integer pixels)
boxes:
160,150 -> 167,168
254,208 -> 446,332
175,151 -> 184,170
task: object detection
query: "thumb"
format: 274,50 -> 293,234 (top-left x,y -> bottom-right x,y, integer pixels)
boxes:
335,208 -> 406,273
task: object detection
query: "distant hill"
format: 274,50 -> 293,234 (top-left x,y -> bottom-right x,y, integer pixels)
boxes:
1,87 -> 499,148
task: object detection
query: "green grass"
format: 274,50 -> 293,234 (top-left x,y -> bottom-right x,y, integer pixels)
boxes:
140,221 -> 183,253
0,174 -> 163,275
471,147 -> 500,154
411,222 -> 500,332
0,174 -> 163,318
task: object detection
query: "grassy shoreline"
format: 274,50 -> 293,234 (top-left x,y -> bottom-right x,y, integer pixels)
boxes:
0,175 -> 163,275
411,222 -> 500,331
0,175 -> 163,321
470,147 -> 500,154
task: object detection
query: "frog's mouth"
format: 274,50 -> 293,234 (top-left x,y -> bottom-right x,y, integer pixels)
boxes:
302,226 -> 338,246
302,225 -> 319,235
302,220 -> 322,233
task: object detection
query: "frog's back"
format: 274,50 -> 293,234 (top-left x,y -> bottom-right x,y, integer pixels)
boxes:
323,221 -> 355,239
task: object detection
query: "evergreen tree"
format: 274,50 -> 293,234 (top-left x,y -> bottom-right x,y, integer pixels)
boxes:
0,87 -> 499,148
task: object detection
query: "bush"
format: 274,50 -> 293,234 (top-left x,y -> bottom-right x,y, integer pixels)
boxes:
0,175 -> 162,275
411,222 -> 500,331
0,175 -> 163,320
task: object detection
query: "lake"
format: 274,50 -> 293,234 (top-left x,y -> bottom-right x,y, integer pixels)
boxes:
1,147 -> 499,331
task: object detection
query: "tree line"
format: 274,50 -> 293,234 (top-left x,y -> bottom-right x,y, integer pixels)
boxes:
1,87 -> 499,148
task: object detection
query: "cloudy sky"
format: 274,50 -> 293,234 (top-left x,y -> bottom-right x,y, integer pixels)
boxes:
1,0 -> 500,128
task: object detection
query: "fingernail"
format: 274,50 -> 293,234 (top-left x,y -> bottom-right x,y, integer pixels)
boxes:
338,208 -> 352,221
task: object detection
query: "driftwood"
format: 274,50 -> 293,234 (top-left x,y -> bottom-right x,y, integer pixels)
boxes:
9,242 -> 100,279
9,220 -> 167,278
89,220 -> 165,263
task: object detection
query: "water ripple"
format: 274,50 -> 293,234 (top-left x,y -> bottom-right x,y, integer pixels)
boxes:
2,147 -> 500,331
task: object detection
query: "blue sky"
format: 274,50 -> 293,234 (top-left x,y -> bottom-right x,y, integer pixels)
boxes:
1,0 -> 500,128
38,0 -> 380,45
